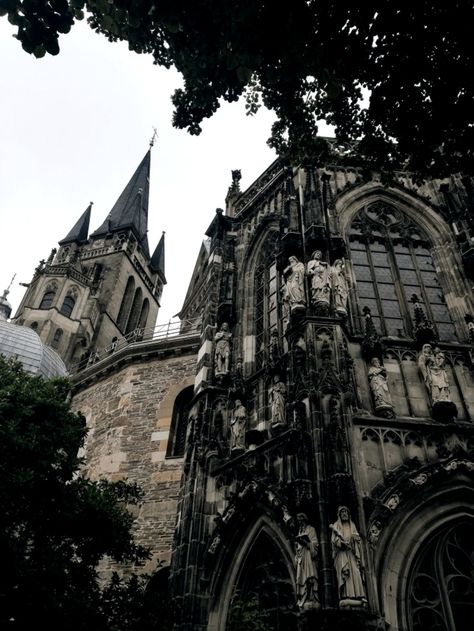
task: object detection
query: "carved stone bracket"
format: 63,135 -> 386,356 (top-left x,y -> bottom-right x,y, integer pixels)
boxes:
366,455 -> 474,546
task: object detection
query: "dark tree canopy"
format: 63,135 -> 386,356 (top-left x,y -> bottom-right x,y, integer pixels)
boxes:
0,356 -> 169,630
2,1 -> 474,177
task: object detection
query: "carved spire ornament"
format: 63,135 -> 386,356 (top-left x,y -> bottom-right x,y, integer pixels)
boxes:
361,306 -> 383,360
411,294 -> 437,345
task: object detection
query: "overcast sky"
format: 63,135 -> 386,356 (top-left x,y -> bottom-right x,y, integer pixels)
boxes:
0,18 -> 273,325
0,18 -> 332,328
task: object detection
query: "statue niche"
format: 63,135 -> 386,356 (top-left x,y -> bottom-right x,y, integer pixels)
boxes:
417,344 -> 458,421
367,357 -> 395,419
214,322 -> 232,378
230,399 -> 246,453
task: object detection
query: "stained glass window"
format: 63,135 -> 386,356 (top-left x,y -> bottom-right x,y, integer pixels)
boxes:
350,203 -> 456,340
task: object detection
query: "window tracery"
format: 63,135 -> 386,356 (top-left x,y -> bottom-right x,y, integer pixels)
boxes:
254,233 -> 281,371
349,202 -> 456,341
408,521 -> 474,631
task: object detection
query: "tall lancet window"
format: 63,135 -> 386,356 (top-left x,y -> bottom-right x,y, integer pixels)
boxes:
349,202 -> 456,341
254,233 -> 280,371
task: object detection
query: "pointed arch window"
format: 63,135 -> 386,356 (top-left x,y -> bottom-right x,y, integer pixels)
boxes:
51,328 -> 63,349
349,203 -> 456,341
39,290 -> 56,310
166,386 -> 194,458
60,295 -> 75,318
254,232 -> 281,371
117,276 -> 135,331
138,298 -> 149,332
407,520 -> 474,631
126,287 -> 143,335
227,529 -> 296,630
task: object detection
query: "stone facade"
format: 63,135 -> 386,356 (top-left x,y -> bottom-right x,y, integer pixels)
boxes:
71,334 -> 199,573
14,148 -> 474,630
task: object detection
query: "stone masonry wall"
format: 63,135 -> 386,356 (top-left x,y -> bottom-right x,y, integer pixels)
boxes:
71,350 -> 198,574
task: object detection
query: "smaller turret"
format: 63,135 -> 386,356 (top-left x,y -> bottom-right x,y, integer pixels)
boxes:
0,275 -> 14,321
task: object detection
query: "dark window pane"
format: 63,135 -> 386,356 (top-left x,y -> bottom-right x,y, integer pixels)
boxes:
431,304 -> 452,323
369,241 -> 386,252
416,256 -> 435,271
381,300 -> 403,318
361,299 -> 379,315
371,252 -> 390,266
378,283 -> 397,299
60,296 -> 75,318
413,246 -> 431,256
39,291 -> 55,310
420,271 -> 440,287
425,287 -> 445,303
395,254 -> 415,269
357,281 -> 375,297
353,265 -> 373,281
374,267 -> 393,282
372,316 -> 382,332
404,285 -> 421,299
385,318 -> 405,336
399,269 -> 419,285
438,323 -> 457,341
351,250 -> 369,265
394,244 -> 410,254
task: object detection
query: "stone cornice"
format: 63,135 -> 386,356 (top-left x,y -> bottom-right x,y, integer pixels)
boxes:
71,332 -> 200,392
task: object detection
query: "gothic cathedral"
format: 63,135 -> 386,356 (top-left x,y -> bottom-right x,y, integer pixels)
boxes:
13,146 -> 474,630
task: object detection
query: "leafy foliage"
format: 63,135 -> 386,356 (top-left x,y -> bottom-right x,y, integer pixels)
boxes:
227,590 -> 271,631
0,355 -> 167,630
2,2 -> 474,177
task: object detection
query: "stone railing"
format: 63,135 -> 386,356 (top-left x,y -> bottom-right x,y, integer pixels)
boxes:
70,316 -> 202,373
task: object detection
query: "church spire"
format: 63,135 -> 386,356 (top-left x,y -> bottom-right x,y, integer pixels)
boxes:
58,203 -> 92,246
150,231 -> 166,282
90,150 -> 151,256
0,274 -> 15,321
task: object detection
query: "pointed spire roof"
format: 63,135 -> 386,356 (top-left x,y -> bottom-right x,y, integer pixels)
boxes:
0,274 -> 15,321
150,231 -> 166,282
59,203 -> 92,245
90,150 -> 151,255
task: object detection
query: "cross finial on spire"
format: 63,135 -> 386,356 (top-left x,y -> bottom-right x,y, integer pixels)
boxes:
3,273 -> 16,298
149,127 -> 158,148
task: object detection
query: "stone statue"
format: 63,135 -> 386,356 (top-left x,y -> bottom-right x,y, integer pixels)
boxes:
295,513 -> 320,610
282,256 -> 306,310
270,375 -> 286,426
417,343 -> 452,404
429,348 -> 451,403
368,357 -> 394,416
214,322 -> 232,376
306,250 -> 330,309
330,506 -> 366,606
230,399 -> 246,451
331,259 -> 349,316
